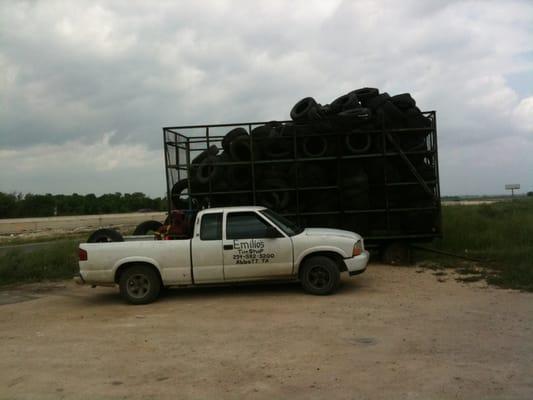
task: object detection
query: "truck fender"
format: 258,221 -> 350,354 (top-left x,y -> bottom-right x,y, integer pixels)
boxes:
112,257 -> 163,281
294,246 -> 349,274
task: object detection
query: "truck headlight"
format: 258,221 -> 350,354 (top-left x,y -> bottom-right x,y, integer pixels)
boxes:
353,240 -> 363,256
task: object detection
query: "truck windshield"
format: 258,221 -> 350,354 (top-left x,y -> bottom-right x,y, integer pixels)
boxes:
260,209 -> 303,237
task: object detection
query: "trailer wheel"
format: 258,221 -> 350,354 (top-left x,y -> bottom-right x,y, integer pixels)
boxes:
87,228 -> 124,243
133,220 -> 163,235
300,256 -> 341,295
382,242 -> 411,265
119,264 -> 161,305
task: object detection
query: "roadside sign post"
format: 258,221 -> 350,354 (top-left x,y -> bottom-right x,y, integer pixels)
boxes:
505,184 -> 520,197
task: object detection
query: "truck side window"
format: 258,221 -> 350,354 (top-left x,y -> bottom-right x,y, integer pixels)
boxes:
200,213 -> 222,240
226,212 -> 272,239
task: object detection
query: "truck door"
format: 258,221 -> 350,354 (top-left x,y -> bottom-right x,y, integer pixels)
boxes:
191,212 -> 224,283
223,211 -> 293,281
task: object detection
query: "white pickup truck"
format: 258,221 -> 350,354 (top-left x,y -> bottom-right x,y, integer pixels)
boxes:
76,206 -> 369,304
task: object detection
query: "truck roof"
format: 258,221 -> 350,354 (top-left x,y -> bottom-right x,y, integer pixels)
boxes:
199,206 -> 267,214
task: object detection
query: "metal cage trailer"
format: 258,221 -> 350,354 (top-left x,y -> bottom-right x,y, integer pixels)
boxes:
163,110 -> 441,256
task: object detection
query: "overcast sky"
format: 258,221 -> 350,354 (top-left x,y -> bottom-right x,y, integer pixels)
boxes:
1,0 -> 532,197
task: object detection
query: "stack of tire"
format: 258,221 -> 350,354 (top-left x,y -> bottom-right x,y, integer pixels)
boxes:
170,87 -> 435,234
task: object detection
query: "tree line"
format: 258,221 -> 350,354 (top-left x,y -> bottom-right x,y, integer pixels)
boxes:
0,192 -> 167,218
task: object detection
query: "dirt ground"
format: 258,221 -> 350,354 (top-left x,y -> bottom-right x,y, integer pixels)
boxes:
0,212 -> 167,242
1,265 -> 532,400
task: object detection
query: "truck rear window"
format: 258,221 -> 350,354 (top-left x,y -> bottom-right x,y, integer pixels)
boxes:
200,213 -> 222,240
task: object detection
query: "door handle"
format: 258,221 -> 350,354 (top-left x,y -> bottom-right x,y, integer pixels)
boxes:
223,244 -> 234,250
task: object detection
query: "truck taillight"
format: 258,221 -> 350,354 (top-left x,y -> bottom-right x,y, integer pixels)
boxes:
78,248 -> 88,261
353,240 -> 363,257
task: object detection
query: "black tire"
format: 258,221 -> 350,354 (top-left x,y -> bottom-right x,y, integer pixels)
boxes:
342,169 -> 369,190
294,163 -> 327,187
190,146 -> 219,188
258,164 -> 294,184
337,107 -> 371,119
350,87 -> 379,105
133,220 -> 163,235
229,135 -> 260,161
87,228 -> 124,243
302,135 -> 328,158
390,93 -> 416,110
257,178 -> 290,210
228,164 -> 252,188
250,125 -> 270,158
329,92 -> 360,114
264,129 -> 293,159
376,101 -> 407,128
195,154 -> 225,185
119,264 -> 161,305
191,145 -> 219,165
171,179 -> 198,210
290,97 -> 318,122
307,103 -> 325,120
366,93 -> 391,110
222,128 -> 248,153
342,169 -> 370,209
300,256 -> 341,295
210,179 -> 234,207
345,131 -> 372,154
405,107 -> 431,128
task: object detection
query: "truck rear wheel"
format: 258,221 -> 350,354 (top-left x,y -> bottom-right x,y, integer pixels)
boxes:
300,256 -> 340,295
119,265 -> 161,305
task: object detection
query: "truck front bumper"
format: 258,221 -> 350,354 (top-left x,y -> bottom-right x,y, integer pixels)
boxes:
345,250 -> 370,276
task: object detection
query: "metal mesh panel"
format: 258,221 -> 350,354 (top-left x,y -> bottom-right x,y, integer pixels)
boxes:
162,112 -> 441,243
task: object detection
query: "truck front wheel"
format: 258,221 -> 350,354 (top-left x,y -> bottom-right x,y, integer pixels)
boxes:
300,256 -> 340,295
119,265 -> 161,305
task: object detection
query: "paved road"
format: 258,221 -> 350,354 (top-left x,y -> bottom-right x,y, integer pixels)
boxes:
1,265 -> 531,399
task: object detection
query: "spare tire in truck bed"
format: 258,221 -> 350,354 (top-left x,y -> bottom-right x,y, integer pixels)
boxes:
133,220 -> 163,235
87,228 -> 124,243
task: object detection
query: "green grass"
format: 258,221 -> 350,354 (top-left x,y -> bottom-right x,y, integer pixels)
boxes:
0,240 -> 80,286
424,198 -> 533,291
0,233 -> 89,245
1,200 -> 532,290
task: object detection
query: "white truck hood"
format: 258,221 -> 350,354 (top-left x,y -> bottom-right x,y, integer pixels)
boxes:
303,228 -> 361,241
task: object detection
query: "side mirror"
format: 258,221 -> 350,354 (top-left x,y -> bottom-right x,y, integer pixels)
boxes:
265,226 -> 282,238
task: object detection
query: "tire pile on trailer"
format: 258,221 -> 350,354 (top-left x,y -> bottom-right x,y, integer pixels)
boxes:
170,87 -> 437,234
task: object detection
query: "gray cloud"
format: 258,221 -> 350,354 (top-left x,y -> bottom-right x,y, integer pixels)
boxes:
1,0 -> 533,196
